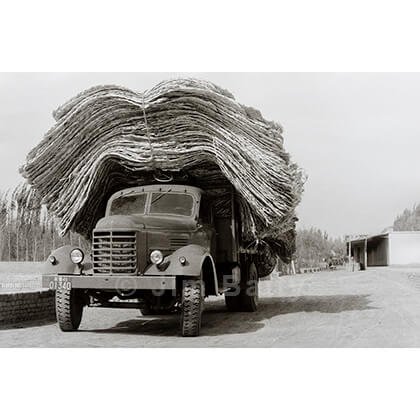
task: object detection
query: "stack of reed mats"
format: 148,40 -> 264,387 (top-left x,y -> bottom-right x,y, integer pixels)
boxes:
20,78 -> 304,269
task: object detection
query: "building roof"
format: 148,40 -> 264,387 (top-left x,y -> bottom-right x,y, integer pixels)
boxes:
346,231 -> 420,244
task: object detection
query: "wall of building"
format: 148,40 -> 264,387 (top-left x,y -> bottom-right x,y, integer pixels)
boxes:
367,238 -> 389,266
389,232 -> 420,265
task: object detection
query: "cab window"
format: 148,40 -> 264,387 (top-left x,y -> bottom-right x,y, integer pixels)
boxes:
109,193 -> 147,215
149,193 -> 194,217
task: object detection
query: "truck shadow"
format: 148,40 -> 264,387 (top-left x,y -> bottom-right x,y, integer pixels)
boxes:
203,294 -> 376,336
85,294 -> 376,337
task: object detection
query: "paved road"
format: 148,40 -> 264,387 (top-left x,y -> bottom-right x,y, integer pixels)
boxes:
2,267 -> 420,347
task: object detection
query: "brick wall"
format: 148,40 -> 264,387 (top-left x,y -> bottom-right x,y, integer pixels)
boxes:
0,290 -> 56,325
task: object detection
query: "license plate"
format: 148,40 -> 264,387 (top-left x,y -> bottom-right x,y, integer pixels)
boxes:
49,277 -> 72,291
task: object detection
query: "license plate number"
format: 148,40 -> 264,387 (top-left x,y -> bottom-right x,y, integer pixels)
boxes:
49,277 -> 72,290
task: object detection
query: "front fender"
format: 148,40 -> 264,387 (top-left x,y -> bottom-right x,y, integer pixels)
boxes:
43,245 -> 91,275
144,245 -> 218,293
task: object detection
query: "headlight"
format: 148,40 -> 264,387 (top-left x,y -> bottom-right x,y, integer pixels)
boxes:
48,255 -> 57,265
150,250 -> 163,265
70,248 -> 84,264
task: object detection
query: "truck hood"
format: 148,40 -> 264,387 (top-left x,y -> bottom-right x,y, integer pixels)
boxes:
95,214 -> 198,232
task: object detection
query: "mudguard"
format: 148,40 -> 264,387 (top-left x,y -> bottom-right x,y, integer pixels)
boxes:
144,244 -> 218,295
43,245 -> 91,275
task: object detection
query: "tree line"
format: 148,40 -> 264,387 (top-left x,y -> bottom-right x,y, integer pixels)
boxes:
293,227 -> 346,269
0,186 -> 89,262
393,203 -> 420,231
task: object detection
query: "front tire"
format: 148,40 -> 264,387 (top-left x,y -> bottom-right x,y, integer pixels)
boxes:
56,288 -> 84,331
181,277 -> 204,337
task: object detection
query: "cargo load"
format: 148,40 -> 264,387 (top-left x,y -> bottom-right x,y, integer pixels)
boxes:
20,78 -> 304,275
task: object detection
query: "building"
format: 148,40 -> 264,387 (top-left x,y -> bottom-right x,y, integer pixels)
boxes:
347,231 -> 420,269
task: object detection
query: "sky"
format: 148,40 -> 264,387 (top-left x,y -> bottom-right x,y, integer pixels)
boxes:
1,72 -> 419,238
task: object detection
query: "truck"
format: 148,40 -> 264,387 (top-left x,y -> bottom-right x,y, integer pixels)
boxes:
42,183 -> 260,337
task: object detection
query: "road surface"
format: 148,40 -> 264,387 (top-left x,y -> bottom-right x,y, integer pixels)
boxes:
2,267 -> 420,347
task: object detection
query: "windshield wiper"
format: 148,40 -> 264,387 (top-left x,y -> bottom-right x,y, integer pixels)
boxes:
151,188 -> 172,205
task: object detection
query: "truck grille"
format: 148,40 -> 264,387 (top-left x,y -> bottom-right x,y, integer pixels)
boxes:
93,231 -> 137,275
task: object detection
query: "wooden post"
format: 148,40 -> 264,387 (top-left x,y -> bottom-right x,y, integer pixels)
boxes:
348,239 -> 352,271
364,238 -> 368,270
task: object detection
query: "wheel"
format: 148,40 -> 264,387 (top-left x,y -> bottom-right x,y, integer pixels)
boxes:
225,286 -> 242,311
240,262 -> 259,312
180,277 -> 204,337
225,261 -> 259,312
56,287 -> 84,331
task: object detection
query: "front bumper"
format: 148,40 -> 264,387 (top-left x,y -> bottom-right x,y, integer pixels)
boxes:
42,274 -> 176,290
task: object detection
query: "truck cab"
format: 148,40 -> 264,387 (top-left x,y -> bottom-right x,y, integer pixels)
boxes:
94,184 -> 214,276
43,184 -> 259,337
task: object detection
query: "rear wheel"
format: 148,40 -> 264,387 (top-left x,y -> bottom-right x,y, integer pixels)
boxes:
224,261 -> 259,312
225,286 -> 242,311
181,277 -> 204,337
240,262 -> 259,312
56,288 -> 84,331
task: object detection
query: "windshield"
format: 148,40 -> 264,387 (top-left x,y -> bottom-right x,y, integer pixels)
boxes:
149,192 -> 194,216
110,193 -> 147,215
